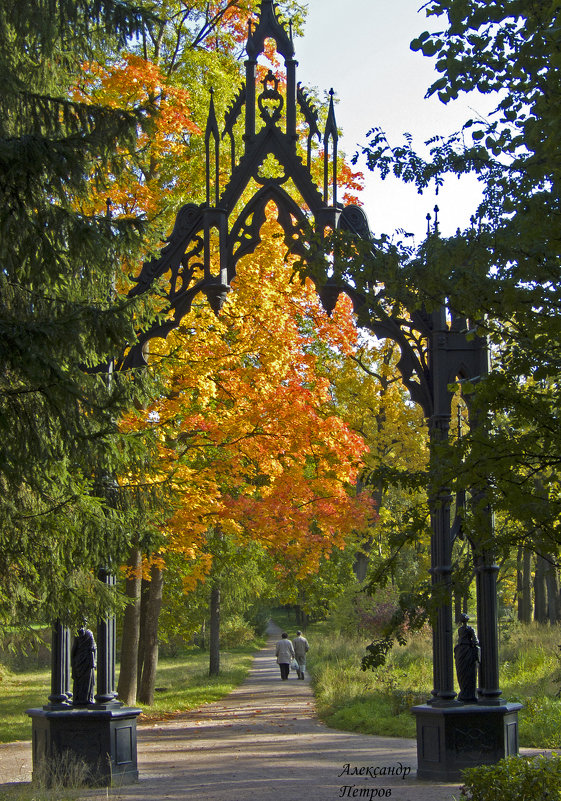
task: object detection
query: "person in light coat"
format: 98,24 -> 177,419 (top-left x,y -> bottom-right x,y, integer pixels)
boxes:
275,632 -> 295,680
292,630 -> 309,679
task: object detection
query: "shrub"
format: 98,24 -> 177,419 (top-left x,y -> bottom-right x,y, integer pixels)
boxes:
460,754 -> 561,801
220,615 -> 256,648
354,588 -> 400,637
327,586 -> 400,638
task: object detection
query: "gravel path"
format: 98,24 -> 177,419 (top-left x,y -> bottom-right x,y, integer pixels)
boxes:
0,622 -> 463,800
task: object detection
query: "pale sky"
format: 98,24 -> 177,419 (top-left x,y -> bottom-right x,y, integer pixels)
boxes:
294,0 -> 493,242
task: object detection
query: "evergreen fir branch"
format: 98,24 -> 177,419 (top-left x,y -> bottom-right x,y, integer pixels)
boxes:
4,0 -> 158,55
0,89 -> 150,140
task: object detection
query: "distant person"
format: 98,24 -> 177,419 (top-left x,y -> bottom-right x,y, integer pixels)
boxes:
292,630 -> 309,680
275,632 -> 295,680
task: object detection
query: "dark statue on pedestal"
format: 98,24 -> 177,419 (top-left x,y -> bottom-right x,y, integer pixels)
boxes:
454,614 -> 480,703
71,626 -> 97,706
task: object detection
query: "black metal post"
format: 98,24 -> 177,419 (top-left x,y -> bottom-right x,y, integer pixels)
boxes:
94,567 -> 120,708
286,58 -> 298,139
468,339 -> 502,704
47,621 -> 71,708
475,540 -> 502,704
428,415 -> 457,705
244,58 -> 256,144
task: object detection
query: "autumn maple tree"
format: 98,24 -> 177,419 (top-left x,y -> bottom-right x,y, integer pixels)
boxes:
71,0 -> 370,701
119,209 -> 373,691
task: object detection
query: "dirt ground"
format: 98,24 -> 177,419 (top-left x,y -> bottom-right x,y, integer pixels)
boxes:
0,623 -> 465,800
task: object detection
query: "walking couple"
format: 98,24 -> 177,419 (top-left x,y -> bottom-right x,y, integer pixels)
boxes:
275,630 -> 309,680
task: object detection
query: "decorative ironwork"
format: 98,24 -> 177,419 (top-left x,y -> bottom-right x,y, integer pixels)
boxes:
127,0 -> 342,366
223,83 -> 246,171
323,89 -> 338,206
121,1 -> 512,780
297,83 -> 321,170
258,70 -> 284,124
205,89 -> 220,207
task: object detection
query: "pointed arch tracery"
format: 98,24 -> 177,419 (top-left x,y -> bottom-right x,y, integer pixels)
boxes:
124,0 -> 487,426
227,183 -> 311,281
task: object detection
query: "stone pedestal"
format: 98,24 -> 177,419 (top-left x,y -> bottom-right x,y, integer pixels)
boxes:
412,702 -> 522,782
26,705 -> 141,787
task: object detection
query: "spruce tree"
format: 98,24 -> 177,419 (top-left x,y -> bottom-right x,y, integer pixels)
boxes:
0,0 -> 161,631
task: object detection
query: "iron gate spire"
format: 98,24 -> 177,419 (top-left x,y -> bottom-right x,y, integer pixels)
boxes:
124,0 -> 356,367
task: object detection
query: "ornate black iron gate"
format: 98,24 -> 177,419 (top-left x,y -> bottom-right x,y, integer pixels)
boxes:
30,0 -> 520,784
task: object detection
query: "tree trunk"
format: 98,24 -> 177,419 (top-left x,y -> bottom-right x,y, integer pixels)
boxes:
353,549 -> 371,583
209,581 -> 221,677
117,547 -> 143,705
534,553 -> 548,623
544,554 -> 560,624
137,575 -> 150,690
517,547 -> 532,624
353,481 -> 380,581
454,591 -> 463,624
137,564 -> 164,705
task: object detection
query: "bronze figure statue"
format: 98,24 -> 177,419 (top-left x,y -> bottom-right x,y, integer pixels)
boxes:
71,625 -> 97,705
454,613 -> 480,703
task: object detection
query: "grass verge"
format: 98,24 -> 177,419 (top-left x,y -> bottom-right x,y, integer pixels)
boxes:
307,620 -> 561,748
0,640 -> 265,743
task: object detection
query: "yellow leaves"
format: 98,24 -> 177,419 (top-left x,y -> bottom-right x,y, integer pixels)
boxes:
130,209 -> 372,584
74,49 -> 373,589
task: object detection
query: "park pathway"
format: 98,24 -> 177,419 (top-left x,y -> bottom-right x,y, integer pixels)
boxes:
0,622 -> 462,801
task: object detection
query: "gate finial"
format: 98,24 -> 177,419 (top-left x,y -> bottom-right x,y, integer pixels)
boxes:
324,89 -> 339,206
247,0 -> 295,61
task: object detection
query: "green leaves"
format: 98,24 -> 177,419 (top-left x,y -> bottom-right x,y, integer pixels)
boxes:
461,754 -> 561,801
0,0 -> 164,632
350,0 -> 561,627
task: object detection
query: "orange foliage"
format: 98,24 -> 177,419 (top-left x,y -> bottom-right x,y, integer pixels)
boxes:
339,159 -> 365,206
121,209 -> 373,584
73,54 -> 199,218
76,10 -> 370,590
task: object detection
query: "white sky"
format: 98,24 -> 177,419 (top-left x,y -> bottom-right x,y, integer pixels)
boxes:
294,0 -> 494,242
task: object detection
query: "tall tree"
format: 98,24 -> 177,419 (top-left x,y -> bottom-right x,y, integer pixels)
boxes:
348,0 -> 561,619
78,0 -> 365,697
119,209 -> 372,691
0,0 -> 164,632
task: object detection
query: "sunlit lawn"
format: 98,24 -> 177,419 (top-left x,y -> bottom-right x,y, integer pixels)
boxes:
0,668 -> 50,743
0,642 -> 264,743
308,621 -> 561,748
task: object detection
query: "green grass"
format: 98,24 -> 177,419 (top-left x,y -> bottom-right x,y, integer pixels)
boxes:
0,788 -> 84,801
307,620 -> 561,747
134,643 -> 264,722
499,623 -> 561,748
0,641 -> 264,743
0,665 -> 51,743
